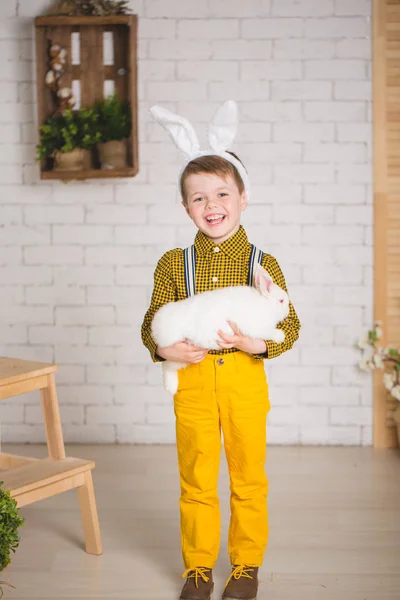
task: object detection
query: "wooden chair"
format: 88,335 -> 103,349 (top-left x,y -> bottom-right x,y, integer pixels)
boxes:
0,357 -> 102,555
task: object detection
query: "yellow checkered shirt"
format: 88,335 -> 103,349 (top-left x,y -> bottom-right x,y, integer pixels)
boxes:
141,226 -> 301,362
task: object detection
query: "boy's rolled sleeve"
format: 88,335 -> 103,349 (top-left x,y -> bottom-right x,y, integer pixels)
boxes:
141,251 -> 177,363
253,255 -> 301,360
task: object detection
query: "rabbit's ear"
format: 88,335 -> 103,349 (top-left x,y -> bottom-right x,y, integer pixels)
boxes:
255,264 -> 275,296
208,100 -> 238,153
150,105 -> 200,159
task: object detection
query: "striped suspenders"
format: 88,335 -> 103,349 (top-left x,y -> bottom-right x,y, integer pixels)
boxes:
183,244 -> 264,298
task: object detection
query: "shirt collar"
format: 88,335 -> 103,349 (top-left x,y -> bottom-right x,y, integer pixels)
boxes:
194,225 -> 249,260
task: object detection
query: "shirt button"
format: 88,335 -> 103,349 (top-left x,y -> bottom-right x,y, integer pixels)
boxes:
214,247 -> 220,253
212,276 -> 218,283
217,358 -> 224,366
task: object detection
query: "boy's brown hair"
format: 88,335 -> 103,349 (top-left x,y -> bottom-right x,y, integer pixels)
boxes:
180,151 -> 246,204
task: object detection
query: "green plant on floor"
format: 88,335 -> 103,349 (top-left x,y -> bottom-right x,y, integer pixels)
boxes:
36,107 -> 101,160
0,481 -> 24,598
95,94 -> 131,143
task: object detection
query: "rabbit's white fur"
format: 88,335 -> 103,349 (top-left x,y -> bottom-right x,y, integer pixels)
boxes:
152,264 -> 289,394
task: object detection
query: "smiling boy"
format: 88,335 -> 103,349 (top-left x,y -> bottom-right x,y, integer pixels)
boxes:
141,105 -> 300,600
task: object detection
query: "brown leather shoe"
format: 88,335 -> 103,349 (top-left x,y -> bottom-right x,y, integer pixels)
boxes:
222,566 -> 259,600
180,567 -> 214,600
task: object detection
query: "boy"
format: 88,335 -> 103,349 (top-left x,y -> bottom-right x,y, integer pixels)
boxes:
141,103 -> 300,600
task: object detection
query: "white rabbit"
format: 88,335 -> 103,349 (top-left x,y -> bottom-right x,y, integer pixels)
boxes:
152,264 -> 289,395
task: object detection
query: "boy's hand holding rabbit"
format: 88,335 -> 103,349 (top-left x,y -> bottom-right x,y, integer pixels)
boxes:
217,321 -> 267,355
157,340 -> 208,364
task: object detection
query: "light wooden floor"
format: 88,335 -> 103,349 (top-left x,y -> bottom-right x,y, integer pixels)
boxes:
1,444 -> 399,599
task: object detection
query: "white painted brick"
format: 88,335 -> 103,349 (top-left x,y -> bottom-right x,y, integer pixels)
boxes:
241,60 -> 302,81
53,266 -> 113,286
274,164 -> 335,183
29,326 -> 87,345
26,286 -> 85,306
57,385 -> 113,406
147,81 -> 207,102
145,0 -> 211,17
1,205 -> 22,224
335,0 -> 370,16
273,204 -> 334,224
140,18 -> 176,38
268,385 -> 298,406
55,345 -> 115,366
87,286 -> 147,307
334,81 -> 371,100
86,205 -> 146,225
241,102 -> 301,122
212,40 -> 272,59
273,245 -> 333,266
56,307 -> 114,326
24,246 -> 83,265
85,246 -> 145,266
117,423 -> 175,444
335,205 -> 372,225
300,426 -> 361,445
299,324 -> 334,346
252,224 -> 302,245
271,0 -> 334,17
18,82 -> 35,103
267,425 -> 300,444
0,404 -> 24,423
332,366 -> 371,387
115,266 -> 153,286
115,184 -> 176,204
0,265 -> 51,284
24,205 -> 84,224
0,101 -> 33,122
115,385 -> 171,406
26,404 -> 84,425
361,426 -> 372,446
55,366 -> 85,384
0,18 -> 32,39
1,82 -> 18,102
178,19 -> 239,38
147,404 -> 175,424
0,165 -> 22,184
301,346 -> 359,366
274,39 -> 334,59
0,325 -> 27,344
271,366 -> 330,385
0,425 -> 45,444
87,365 -> 146,385
336,39 -> 371,60
334,322 -> 370,345
209,82 -> 270,101
305,101 -> 366,122
238,123 -> 272,142
336,164 -> 371,183
304,142 -> 366,163
177,61 -> 239,82
304,184 -> 366,204
148,203 -> 189,225
22,123 -> 37,144
0,287 -> 24,306
6,305 -> 53,325
1,124 -> 21,143
305,60 -> 366,80
305,17 -> 369,38
274,123 -> 334,142
140,60 -> 175,82
208,0 -> 271,17
303,225 -> 364,246
115,225 -> 175,246
0,1 -> 17,17
62,424 -> 115,443
303,265 -> 363,285
269,406 -> 328,426
149,40 -> 212,60
242,205 -> 272,226
88,326 -> 132,346
241,18 -> 303,38
333,246 -> 372,266
271,81 -> 332,100
241,142 -> 301,164
53,184 -> 113,204
18,0 -> 53,17
87,403 -> 145,425
299,387 -> 360,406
53,225 -> 113,245
330,406 -> 371,426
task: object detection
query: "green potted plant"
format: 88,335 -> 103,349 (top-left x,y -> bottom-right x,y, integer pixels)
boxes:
0,481 -> 24,597
36,107 -> 101,171
357,321 -> 400,443
95,94 -> 131,170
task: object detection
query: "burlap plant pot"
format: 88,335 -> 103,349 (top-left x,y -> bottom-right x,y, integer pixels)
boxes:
53,147 -> 86,171
97,139 -> 127,170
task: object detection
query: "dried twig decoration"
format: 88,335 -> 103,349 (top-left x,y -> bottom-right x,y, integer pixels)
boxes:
47,0 -> 131,16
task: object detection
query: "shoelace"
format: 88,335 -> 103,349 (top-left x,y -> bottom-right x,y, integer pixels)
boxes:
182,567 -> 211,589
224,565 -> 255,589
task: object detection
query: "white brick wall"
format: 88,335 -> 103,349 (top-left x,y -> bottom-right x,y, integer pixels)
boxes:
0,0 -> 373,445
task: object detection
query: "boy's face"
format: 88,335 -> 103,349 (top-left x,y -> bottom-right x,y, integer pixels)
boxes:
182,172 -> 248,245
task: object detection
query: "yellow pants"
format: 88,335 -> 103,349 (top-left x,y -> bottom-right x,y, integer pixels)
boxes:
174,351 -> 270,569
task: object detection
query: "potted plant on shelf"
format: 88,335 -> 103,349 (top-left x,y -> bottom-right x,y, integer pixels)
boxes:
95,94 -> 131,170
357,321 -> 400,443
36,106 -> 101,171
0,481 -> 24,598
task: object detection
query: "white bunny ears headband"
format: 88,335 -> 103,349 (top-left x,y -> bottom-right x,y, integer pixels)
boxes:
149,100 -> 251,200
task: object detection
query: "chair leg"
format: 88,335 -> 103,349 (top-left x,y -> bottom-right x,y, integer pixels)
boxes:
77,470 -> 103,555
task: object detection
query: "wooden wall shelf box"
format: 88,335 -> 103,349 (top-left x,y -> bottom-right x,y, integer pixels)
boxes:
35,15 -> 138,181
